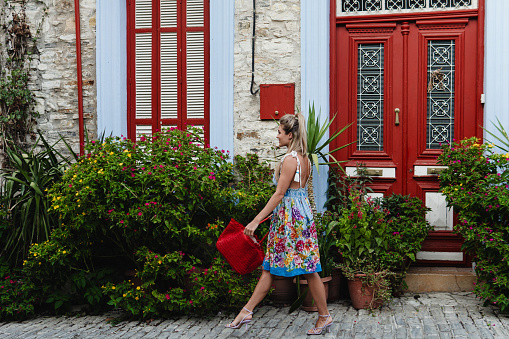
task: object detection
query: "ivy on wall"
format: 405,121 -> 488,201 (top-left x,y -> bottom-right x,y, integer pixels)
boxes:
0,0 -> 47,152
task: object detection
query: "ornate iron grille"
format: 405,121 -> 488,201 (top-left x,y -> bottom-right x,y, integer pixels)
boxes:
357,44 -> 384,151
341,0 -> 472,13
427,40 -> 455,149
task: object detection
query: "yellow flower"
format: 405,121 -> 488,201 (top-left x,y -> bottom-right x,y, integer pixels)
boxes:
124,149 -> 128,153
119,163 -> 123,166
33,253 -> 37,257
54,205 -> 59,209
63,250 -> 67,254
158,260 -> 162,264
135,297 -> 139,300
136,286 -> 140,290
112,286 -> 116,290
110,152 -> 114,155
127,153 -> 132,158
123,294 -> 126,297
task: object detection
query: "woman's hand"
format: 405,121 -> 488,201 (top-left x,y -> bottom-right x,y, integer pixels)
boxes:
244,220 -> 259,238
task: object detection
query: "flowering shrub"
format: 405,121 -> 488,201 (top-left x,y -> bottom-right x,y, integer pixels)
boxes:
48,127 -> 235,259
22,228 -> 112,313
0,265 -> 37,320
333,188 -> 393,271
20,127 -> 275,317
102,247 -> 259,318
437,137 -> 509,312
382,194 -> 431,293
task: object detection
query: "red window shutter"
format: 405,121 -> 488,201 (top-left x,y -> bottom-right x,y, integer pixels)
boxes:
127,0 -> 209,141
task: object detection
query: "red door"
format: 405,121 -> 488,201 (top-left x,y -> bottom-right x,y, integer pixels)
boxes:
331,12 -> 484,266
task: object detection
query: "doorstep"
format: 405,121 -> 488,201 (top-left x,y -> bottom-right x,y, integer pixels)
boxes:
403,267 -> 476,293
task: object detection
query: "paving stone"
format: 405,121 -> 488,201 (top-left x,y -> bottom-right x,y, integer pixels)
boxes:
1,293 -> 508,338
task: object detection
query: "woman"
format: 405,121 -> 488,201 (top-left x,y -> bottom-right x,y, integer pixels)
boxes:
226,113 -> 333,335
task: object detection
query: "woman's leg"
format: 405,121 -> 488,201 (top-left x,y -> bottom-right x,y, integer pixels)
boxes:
303,272 -> 332,330
228,269 -> 274,326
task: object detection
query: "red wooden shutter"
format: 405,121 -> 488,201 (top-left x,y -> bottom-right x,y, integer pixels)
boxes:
127,0 -> 209,141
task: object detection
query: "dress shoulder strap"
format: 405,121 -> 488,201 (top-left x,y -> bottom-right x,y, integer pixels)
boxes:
281,151 -> 301,184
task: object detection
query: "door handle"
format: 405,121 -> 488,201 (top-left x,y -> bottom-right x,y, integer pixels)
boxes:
395,108 -> 400,125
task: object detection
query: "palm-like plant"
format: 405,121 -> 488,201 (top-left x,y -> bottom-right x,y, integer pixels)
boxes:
1,132 -> 77,266
484,117 -> 509,152
306,103 -> 354,214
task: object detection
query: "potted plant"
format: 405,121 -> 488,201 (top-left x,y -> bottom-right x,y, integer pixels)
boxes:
332,188 -> 396,310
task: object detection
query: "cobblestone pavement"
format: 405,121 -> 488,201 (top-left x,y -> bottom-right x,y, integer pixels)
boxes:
0,293 -> 508,338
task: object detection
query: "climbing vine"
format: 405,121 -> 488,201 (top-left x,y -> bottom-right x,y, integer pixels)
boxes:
0,0 -> 47,152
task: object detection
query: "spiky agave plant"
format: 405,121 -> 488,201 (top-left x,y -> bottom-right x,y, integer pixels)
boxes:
306,103 -> 354,214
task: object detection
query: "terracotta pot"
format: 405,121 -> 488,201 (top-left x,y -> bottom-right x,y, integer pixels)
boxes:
270,276 -> 297,306
347,273 -> 384,310
328,268 -> 342,302
294,276 -> 332,312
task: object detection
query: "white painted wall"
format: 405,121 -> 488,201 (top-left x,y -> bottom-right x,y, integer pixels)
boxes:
96,0 -> 127,138
484,0 -> 509,149
301,1 -> 330,212
209,0 -> 234,155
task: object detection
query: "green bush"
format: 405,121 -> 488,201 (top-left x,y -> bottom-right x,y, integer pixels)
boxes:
382,194 -> 431,292
438,137 -> 509,312
103,247 -> 260,318
1,133 -> 74,266
0,263 -> 38,320
21,127 -> 275,317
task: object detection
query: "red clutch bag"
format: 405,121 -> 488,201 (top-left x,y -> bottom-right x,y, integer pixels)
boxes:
216,217 -> 270,275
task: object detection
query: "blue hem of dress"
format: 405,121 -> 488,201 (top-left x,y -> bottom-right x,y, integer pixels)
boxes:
262,261 -> 322,277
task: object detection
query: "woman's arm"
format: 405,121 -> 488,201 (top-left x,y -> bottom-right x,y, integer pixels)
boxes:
243,156 -> 297,237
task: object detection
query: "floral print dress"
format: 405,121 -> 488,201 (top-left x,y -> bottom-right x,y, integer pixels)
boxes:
262,151 -> 321,277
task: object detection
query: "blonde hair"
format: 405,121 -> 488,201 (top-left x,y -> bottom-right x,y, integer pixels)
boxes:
275,113 -> 307,180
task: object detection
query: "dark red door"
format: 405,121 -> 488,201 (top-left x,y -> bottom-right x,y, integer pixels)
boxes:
332,15 -> 483,266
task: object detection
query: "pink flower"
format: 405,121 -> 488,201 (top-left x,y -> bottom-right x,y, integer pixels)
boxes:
69,184 -> 72,188
120,220 -> 124,224
165,294 -> 170,300
138,212 -> 142,216
200,287 -> 205,291
193,166 -> 197,170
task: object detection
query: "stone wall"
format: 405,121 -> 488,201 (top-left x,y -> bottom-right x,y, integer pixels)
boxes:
234,0 -> 301,164
24,0 -> 96,153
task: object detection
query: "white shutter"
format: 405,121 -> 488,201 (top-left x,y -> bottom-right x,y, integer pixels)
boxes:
186,31 -> 204,119
136,0 -> 152,29
136,125 -> 153,139
187,0 -> 204,27
135,33 -> 152,120
161,0 -> 178,27
161,33 -> 178,120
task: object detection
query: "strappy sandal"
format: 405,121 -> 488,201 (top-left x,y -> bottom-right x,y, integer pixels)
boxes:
225,307 -> 253,330
307,313 -> 333,335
